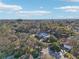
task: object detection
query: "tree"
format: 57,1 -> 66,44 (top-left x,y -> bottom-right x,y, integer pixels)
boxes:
50,42 -> 61,52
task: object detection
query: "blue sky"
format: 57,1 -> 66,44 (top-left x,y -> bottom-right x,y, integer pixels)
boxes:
0,0 -> 79,19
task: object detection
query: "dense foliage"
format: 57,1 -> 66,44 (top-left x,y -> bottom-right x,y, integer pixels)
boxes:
0,20 -> 78,59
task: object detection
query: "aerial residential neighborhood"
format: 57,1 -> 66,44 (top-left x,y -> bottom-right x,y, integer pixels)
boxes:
0,20 -> 79,59
0,0 -> 79,59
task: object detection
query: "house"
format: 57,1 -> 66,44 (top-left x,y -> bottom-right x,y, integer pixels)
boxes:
48,46 -> 62,59
35,32 -> 50,41
63,44 -> 72,52
60,40 -> 72,52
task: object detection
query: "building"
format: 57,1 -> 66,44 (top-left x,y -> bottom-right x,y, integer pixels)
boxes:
35,32 -> 50,41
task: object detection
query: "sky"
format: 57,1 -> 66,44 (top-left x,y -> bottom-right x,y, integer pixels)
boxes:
0,0 -> 79,19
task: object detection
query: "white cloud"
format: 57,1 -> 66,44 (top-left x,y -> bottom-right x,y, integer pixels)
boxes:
17,10 -> 51,16
55,6 -> 79,12
0,2 -> 22,11
0,2 -> 51,16
65,0 -> 79,2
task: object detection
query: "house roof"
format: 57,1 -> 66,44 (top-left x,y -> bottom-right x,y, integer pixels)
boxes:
64,44 -> 72,50
36,32 -> 48,38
